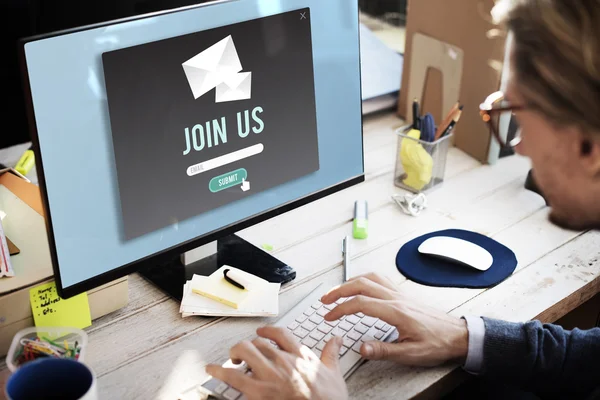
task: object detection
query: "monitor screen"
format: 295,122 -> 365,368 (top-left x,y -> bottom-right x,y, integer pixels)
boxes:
21,0 -> 363,296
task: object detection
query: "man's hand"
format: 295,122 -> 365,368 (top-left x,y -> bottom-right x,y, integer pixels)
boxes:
206,326 -> 348,400
320,273 -> 469,367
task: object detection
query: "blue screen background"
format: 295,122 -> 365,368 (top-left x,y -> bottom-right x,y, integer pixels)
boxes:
23,0 -> 363,289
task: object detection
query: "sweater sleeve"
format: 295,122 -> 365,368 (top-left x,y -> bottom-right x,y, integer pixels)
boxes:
481,317 -> 600,399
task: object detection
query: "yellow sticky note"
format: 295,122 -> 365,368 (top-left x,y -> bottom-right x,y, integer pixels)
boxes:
29,282 -> 92,329
192,276 -> 249,309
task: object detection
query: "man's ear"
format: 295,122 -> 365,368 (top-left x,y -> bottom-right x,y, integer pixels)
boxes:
579,134 -> 600,177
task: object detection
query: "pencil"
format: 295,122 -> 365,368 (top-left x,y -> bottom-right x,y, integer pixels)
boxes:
435,102 -> 461,140
441,107 -> 464,138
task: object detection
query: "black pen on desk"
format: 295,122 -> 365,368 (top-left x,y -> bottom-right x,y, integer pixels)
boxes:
412,98 -> 420,130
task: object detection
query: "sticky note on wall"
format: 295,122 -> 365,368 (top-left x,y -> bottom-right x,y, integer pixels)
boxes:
29,281 -> 92,329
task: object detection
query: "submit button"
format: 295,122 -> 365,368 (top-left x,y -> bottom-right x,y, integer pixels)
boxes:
209,168 -> 248,193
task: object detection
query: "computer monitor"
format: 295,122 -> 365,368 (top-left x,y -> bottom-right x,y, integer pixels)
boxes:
19,0 -> 364,299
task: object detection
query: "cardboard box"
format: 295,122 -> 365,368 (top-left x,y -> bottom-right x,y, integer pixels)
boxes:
397,0 -> 508,163
0,168 -> 128,356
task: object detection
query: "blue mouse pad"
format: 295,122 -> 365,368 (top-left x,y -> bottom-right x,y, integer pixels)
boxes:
396,229 -> 518,288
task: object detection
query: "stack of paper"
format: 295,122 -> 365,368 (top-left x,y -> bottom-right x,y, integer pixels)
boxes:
180,266 -> 280,318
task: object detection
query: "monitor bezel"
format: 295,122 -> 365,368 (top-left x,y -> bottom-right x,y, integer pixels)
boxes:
18,0 -> 365,299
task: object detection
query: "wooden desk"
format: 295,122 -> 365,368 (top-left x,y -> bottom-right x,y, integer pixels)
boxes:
1,112 -> 599,399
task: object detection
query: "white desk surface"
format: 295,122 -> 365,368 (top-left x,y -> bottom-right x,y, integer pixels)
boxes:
1,111 -> 599,400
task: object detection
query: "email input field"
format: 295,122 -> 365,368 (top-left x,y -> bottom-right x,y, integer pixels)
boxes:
186,143 -> 264,176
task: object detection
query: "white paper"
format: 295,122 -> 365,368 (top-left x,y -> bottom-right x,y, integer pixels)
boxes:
360,24 -> 403,100
179,266 -> 280,318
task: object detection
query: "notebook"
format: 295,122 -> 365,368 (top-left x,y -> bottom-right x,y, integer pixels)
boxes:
179,266 -> 280,318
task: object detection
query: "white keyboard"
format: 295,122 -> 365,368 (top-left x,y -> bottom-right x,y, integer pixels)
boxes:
199,284 -> 397,400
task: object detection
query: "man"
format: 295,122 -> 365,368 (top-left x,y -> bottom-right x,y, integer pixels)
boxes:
206,0 -> 600,398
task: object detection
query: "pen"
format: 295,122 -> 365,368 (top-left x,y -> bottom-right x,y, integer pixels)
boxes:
412,98 -> 420,130
342,236 -> 350,282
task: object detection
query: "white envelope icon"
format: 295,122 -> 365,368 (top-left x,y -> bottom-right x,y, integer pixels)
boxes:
182,35 -> 243,99
215,71 -> 252,103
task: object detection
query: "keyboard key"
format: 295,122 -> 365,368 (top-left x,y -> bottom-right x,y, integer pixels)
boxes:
354,324 -> 368,334
287,322 -> 299,331
323,333 -> 333,343
215,382 -> 229,395
339,346 -> 349,356
310,330 -> 326,341
325,319 -> 340,327
361,316 -> 378,327
311,301 -> 322,309
331,327 -> 344,337
343,337 -> 355,348
302,337 -> 318,348
309,315 -> 324,325
323,303 -> 336,310
293,327 -> 310,339
338,321 -> 354,331
335,297 -> 348,305
316,308 -> 329,317
317,323 -> 332,334
347,330 -> 362,341
381,323 -> 392,332
223,387 -> 241,400
356,312 -> 365,318
296,314 -> 308,323
301,321 -> 317,332
375,321 -> 385,330
374,331 -> 385,340
352,341 -> 363,354
316,341 -> 326,351
313,348 -> 322,358
345,315 -> 361,325
304,308 -> 316,317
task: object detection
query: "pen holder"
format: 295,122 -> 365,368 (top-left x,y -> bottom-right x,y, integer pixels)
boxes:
394,126 -> 453,193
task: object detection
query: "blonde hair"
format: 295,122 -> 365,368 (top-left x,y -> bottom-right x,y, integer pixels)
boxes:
492,0 -> 600,133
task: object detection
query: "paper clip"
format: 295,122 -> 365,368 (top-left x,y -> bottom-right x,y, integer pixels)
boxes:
392,193 -> 428,217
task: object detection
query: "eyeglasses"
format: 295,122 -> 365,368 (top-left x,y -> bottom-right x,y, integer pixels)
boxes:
479,91 -> 525,149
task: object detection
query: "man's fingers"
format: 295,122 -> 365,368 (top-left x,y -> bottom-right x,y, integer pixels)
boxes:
324,296 -> 399,324
206,364 -> 255,392
229,340 -> 275,379
360,340 -> 404,361
350,272 -> 398,291
320,336 -> 343,370
321,277 -> 397,305
257,326 -> 302,357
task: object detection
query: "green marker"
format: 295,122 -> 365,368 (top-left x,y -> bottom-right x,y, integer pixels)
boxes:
353,200 -> 368,239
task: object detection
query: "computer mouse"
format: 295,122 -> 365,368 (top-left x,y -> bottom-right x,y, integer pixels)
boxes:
417,236 -> 493,271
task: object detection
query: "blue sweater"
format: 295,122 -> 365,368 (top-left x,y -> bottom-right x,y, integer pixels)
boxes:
482,317 -> 600,399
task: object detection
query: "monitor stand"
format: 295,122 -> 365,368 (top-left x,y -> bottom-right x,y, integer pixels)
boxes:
138,234 -> 296,301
